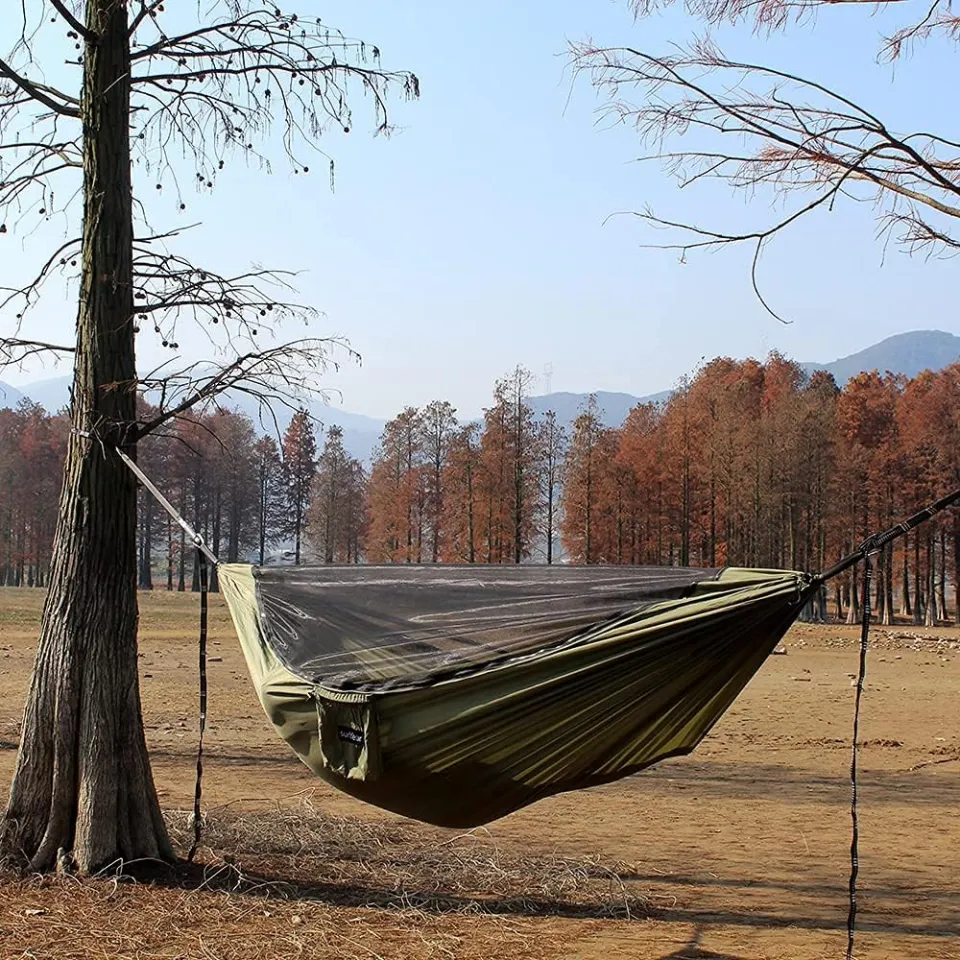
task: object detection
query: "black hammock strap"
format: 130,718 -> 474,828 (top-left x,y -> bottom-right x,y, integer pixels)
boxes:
187,549 -> 209,863
846,554 -> 872,960
817,486 -> 960,585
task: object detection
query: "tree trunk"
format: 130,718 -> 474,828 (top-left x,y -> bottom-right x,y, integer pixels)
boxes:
0,2 -> 172,874
846,575 -> 860,625
953,512 -> 960,625
138,495 -> 153,590
875,548 -> 887,625
166,516 -> 174,591
913,532 -> 923,625
900,540 -> 911,618
924,529 -> 936,627
937,528 -> 947,622
546,475 -> 554,565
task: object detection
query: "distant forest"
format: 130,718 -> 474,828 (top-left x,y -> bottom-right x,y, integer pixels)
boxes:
1,354 -> 958,624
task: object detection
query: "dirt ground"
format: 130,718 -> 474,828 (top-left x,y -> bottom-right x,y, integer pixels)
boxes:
0,587 -> 957,960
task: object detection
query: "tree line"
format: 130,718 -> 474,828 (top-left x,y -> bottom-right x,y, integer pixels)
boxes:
1,356 -> 957,622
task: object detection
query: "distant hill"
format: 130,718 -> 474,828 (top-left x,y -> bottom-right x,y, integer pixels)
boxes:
801,330 -> 960,385
4,375 -> 71,414
2,329 -> 957,462
525,390 -> 669,430
0,381 -> 25,407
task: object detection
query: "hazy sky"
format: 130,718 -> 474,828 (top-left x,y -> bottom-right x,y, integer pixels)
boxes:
2,0 -> 957,419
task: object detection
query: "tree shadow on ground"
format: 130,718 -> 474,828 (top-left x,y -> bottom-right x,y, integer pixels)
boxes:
119,856 -> 959,943
653,927 -> 749,959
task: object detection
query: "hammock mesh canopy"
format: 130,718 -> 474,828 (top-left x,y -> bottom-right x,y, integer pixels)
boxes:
218,563 -> 814,827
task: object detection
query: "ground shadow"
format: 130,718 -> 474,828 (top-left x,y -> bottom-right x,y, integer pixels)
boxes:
129,857 -> 651,921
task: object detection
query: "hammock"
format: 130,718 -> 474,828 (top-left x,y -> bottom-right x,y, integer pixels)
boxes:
217,562 -> 813,826
116,447 -> 960,829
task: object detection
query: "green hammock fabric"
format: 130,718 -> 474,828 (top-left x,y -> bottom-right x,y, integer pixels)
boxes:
218,563 -> 813,827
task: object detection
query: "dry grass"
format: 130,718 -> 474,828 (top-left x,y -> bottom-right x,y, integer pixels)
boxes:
167,797 -> 647,919
0,798 -> 648,960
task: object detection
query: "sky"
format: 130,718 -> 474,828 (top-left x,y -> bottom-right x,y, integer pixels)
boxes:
1,0 -> 958,420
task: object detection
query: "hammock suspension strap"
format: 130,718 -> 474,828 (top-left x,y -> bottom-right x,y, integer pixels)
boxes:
818,487 -> 960,585
116,448 -> 219,565
846,554 -> 872,960
187,548 -> 209,862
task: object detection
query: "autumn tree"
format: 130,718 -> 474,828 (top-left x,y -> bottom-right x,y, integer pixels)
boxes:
476,369 -> 542,563
834,373 -> 900,622
797,372 -> 839,619
282,409 -> 318,565
539,410 -> 567,564
441,423 -> 482,563
420,401 -> 457,562
209,410 -> 259,566
0,401 -> 69,586
308,425 -> 366,563
253,435 -> 285,565
897,367 -> 960,624
617,401 -> 666,564
0,1 -> 417,873
560,396 -> 606,563
365,408 -> 424,563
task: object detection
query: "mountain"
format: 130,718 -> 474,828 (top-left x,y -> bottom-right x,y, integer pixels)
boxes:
801,330 -> 960,385
8,375 -> 71,413
525,390 -> 669,430
0,381 -> 25,408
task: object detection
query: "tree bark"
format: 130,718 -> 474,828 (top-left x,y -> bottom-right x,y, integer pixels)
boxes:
0,1 -> 172,873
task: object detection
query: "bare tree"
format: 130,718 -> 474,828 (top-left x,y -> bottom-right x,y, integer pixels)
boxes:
571,0 -> 960,319
0,1 -> 416,873
308,425 -> 365,563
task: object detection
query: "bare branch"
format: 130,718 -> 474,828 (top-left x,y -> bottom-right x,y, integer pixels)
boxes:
0,237 -> 82,329
0,57 -> 80,118
0,336 -> 75,368
129,2 -> 165,38
129,228 -> 327,359
571,38 -> 960,286
127,6 -> 419,176
48,0 -> 96,44
134,339 -> 348,440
